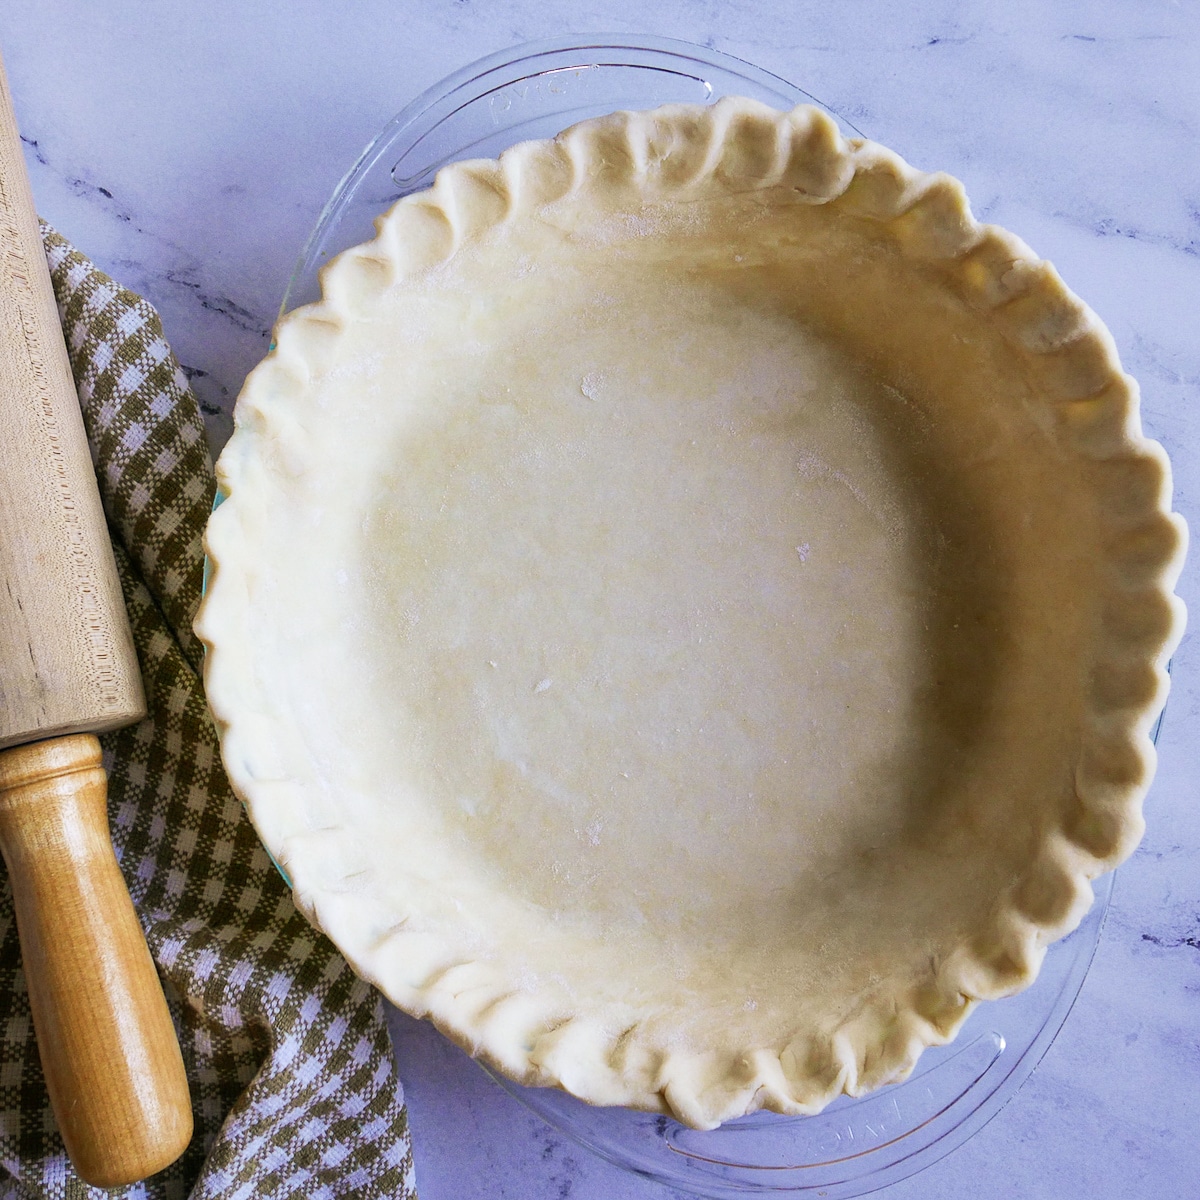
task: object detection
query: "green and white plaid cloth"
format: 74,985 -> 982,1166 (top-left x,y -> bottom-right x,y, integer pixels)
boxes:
0,227 -> 418,1200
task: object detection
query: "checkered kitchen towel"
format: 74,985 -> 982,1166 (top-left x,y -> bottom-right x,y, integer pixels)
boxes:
0,227 -> 417,1199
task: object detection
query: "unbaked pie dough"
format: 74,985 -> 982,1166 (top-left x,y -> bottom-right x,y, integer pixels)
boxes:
198,99 -> 1187,1128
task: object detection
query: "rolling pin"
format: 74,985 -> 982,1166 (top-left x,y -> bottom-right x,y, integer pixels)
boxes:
0,50 -> 192,1186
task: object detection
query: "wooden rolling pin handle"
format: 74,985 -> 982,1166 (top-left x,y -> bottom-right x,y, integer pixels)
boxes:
0,734 -> 193,1187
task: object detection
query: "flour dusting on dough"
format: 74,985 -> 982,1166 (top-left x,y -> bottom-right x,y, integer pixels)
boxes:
580,371 -> 604,400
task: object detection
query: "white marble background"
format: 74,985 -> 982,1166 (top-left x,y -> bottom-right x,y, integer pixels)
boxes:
1,2 -> 1196,1197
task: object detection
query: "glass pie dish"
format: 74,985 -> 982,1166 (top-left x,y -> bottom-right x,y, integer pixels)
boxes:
200,35 -> 1186,1199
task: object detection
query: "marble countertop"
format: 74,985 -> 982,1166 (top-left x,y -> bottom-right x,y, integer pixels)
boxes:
2,2 -> 1196,1197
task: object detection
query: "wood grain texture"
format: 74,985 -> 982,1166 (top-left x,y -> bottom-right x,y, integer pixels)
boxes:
0,50 -> 190,1186
0,735 -> 193,1186
0,49 -> 144,749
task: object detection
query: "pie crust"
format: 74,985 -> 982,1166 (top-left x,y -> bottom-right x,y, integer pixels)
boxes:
197,99 -> 1187,1129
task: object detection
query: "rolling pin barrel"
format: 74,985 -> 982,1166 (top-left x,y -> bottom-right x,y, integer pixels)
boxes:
0,55 -> 144,751
0,49 -> 192,1185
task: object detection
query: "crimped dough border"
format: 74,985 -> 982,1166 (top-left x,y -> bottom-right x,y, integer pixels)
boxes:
197,99 -> 1187,1129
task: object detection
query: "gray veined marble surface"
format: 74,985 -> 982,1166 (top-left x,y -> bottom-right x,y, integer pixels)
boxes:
1,2 -> 1196,1197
